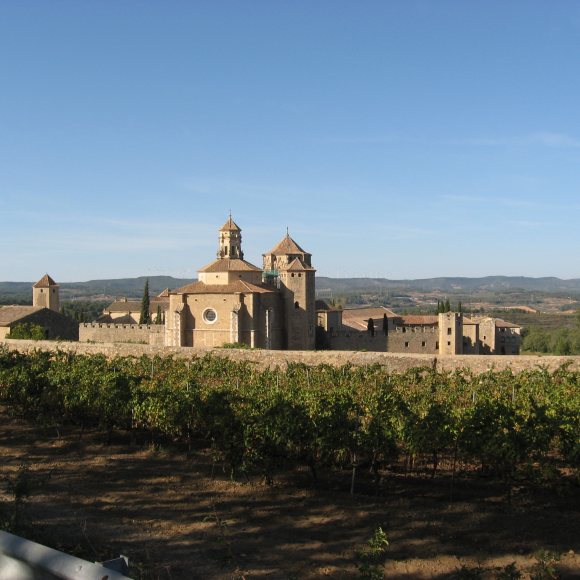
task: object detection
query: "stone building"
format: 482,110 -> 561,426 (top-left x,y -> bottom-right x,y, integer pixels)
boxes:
317,305 -> 521,355
97,289 -> 170,324
164,217 -> 316,349
0,274 -> 78,341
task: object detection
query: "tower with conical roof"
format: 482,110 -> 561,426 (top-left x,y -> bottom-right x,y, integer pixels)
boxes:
263,232 -> 315,350
32,274 -> 60,312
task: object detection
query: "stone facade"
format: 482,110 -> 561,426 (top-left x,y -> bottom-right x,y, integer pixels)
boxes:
164,218 -> 316,350
319,307 -> 522,356
97,293 -> 169,325
32,274 -> 60,312
438,312 -> 463,355
388,326 -> 439,354
0,275 -> 78,341
477,317 -> 521,355
79,323 -> 164,345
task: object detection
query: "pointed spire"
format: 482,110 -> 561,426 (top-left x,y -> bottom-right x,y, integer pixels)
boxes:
220,215 -> 241,232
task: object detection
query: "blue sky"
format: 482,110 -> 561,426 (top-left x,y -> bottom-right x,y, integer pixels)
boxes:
1,1 -> 580,282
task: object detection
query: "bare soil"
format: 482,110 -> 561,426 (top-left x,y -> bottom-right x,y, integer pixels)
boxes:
1,409 -> 579,579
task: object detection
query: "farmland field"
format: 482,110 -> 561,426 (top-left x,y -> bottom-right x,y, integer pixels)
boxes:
1,349 -> 579,578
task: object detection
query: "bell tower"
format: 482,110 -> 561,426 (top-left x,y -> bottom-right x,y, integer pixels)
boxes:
263,232 -> 316,350
218,214 -> 243,259
32,274 -> 60,312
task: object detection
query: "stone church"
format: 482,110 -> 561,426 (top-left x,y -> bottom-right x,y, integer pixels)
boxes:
165,217 -> 316,349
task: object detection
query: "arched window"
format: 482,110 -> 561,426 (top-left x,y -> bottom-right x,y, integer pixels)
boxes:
294,301 -> 299,309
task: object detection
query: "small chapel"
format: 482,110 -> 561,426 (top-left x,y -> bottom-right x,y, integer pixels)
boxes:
164,217 -> 316,349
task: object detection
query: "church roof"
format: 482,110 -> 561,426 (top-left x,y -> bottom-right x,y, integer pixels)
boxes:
198,258 -> 262,273
219,217 -> 241,232
157,288 -> 170,298
33,274 -> 58,288
266,234 -> 308,256
0,306 -> 42,326
286,257 -> 315,272
172,280 -> 277,295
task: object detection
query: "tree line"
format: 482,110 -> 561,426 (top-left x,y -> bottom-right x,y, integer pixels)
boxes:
522,310 -> 580,355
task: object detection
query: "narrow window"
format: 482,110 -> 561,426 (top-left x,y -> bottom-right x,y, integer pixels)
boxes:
447,341 -> 451,346
421,341 -> 426,347
447,328 -> 452,335
404,341 -> 409,348
294,301 -> 299,309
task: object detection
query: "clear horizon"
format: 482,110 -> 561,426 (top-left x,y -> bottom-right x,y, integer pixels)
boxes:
1,1 -> 579,282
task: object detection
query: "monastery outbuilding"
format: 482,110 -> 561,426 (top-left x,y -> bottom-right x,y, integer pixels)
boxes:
0,275 -> 78,341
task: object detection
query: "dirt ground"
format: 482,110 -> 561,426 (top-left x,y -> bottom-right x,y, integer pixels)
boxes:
1,408 -> 579,579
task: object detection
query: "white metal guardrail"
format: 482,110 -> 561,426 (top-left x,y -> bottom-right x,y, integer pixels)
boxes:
0,530 -> 131,580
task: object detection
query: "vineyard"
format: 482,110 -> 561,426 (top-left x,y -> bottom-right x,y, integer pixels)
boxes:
1,346 -> 580,578
1,346 -> 578,488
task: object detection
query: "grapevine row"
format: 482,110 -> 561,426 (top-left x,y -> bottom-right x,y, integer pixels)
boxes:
0,347 -> 578,485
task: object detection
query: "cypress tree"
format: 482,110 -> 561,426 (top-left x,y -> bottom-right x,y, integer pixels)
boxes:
140,279 -> 151,325
367,318 -> 375,337
156,304 -> 162,324
382,313 -> 389,336
458,301 -> 463,313
444,298 -> 451,313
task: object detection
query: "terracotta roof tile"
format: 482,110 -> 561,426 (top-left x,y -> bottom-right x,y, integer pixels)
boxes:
104,298 -> 169,314
198,258 -> 262,273
399,315 -> 439,326
33,274 -> 58,288
172,280 -> 276,295
341,307 -> 397,331
470,316 -> 520,329
219,217 -> 241,232
266,234 -> 308,256
286,257 -> 315,272
494,319 -> 521,329
0,306 -> 42,326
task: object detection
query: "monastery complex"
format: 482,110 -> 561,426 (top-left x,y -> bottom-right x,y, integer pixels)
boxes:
0,217 -> 521,355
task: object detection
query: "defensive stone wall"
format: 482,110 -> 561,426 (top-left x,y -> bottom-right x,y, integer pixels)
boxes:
387,327 -> 439,354
328,330 -> 387,352
79,323 -> 164,346
328,327 -> 439,355
3,339 -> 580,373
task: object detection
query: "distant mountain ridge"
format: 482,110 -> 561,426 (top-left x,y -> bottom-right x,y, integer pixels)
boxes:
0,276 -> 194,301
316,276 -> 580,293
2,275 -> 580,302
